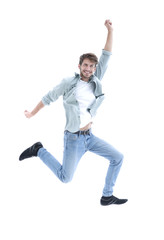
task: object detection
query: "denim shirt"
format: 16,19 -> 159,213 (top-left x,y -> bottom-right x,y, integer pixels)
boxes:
42,49 -> 112,132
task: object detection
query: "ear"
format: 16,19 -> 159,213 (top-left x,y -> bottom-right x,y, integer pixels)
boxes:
78,64 -> 81,69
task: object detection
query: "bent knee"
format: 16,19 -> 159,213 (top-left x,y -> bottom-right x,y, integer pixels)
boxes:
118,152 -> 124,162
111,152 -> 124,165
61,174 -> 73,183
120,153 -> 124,161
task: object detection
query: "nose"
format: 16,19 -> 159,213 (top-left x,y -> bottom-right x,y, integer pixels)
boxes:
85,65 -> 90,71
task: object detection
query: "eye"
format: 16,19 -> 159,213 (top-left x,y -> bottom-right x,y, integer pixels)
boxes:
90,65 -> 95,68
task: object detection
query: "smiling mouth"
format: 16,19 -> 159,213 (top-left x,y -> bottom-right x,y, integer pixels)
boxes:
80,71 -> 92,80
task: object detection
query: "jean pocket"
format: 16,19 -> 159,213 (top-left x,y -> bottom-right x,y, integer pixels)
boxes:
66,132 -> 78,141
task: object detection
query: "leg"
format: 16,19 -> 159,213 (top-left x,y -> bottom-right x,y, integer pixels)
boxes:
88,133 -> 123,197
38,131 -> 86,183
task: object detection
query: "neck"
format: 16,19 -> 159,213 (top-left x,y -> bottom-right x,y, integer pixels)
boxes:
80,74 -> 89,82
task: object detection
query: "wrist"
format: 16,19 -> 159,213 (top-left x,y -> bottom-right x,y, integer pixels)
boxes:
31,111 -> 35,117
107,29 -> 113,34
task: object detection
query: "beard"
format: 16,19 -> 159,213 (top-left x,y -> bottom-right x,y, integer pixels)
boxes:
80,70 -> 92,81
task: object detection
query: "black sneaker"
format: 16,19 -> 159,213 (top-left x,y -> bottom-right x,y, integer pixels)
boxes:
19,142 -> 43,161
100,195 -> 128,206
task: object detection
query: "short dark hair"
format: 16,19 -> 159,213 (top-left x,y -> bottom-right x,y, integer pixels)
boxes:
79,53 -> 98,66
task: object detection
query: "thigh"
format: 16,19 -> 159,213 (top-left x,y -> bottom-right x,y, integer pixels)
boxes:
62,132 -> 86,177
88,133 -> 123,161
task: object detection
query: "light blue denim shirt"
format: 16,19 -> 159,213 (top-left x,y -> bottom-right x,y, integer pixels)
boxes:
42,49 -> 112,132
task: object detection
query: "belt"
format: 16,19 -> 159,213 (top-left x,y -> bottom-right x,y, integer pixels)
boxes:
73,129 -> 91,136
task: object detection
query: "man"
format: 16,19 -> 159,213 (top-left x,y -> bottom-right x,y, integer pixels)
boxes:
19,20 -> 128,206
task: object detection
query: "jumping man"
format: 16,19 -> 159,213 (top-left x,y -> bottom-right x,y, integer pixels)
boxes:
19,20 -> 128,206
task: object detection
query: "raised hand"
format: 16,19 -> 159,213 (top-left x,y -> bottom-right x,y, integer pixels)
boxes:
104,19 -> 113,32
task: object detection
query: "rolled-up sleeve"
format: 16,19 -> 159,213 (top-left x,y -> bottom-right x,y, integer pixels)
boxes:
42,79 -> 66,105
95,49 -> 112,81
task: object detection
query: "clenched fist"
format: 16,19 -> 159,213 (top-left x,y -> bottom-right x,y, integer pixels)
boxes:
24,110 -> 33,118
104,19 -> 113,32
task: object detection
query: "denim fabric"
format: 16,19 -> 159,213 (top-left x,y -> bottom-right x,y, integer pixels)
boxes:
38,130 -> 123,197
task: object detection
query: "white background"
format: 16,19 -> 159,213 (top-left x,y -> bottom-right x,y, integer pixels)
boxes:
0,0 -> 164,239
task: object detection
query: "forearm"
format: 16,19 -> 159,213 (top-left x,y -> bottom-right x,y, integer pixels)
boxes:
31,101 -> 44,116
24,101 -> 44,118
104,19 -> 113,52
104,30 -> 113,52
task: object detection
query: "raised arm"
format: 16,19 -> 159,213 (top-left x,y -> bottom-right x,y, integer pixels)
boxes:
94,20 -> 113,80
104,19 -> 113,52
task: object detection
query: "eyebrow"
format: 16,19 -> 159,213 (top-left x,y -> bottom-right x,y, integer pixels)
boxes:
83,63 -> 95,67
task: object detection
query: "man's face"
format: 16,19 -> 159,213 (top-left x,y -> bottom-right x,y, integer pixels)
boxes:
78,58 -> 96,81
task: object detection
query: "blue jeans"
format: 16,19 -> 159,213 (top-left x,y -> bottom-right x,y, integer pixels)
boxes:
38,130 -> 123,197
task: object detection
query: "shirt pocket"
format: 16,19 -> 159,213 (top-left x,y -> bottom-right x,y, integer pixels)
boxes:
87,94 -> 105,117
